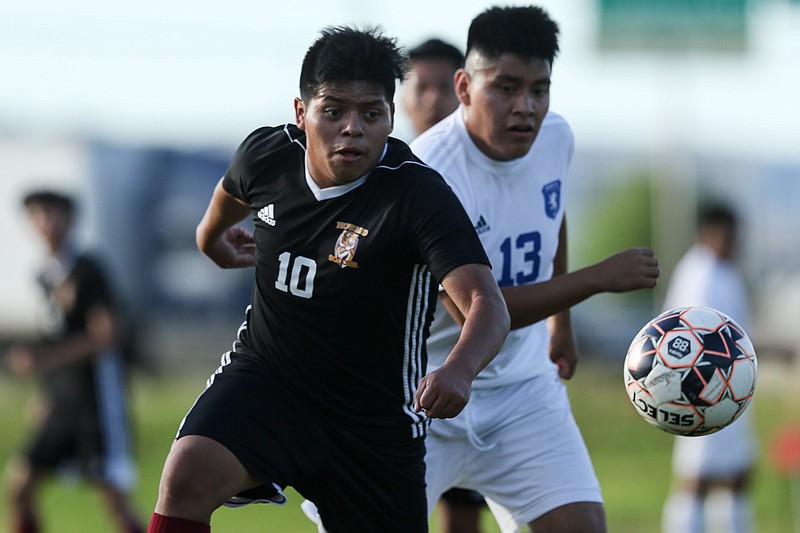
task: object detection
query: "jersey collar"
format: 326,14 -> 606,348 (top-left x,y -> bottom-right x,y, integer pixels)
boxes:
303,144 -> 387,201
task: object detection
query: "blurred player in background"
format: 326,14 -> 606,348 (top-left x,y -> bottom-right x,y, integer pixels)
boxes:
147,26 -> 508,533
661,204 -> 756,533
403,38 -> 464,136
4,190 -> 143,533
403,36 -> 488,533
412,6 -> 660,532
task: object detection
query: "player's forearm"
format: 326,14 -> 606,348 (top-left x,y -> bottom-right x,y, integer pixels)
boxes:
36,333 -> 108,371
196,179 -> 251,265
444,292 -> 510,378
196,205 -> 241,258
502,265 -> 601,330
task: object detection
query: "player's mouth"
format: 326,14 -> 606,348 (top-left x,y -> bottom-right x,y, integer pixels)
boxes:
508,123 -> 535,138
333,147 -> 365,163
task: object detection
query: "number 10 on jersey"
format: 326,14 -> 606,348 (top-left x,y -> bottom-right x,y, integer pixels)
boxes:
275,251 -> 317,299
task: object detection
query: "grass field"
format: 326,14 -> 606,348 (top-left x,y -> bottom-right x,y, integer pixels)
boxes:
1,358 -> 798,532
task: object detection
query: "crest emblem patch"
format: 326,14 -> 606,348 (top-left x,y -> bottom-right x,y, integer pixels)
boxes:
328,221 -> 369,269
542,180 -> 561,219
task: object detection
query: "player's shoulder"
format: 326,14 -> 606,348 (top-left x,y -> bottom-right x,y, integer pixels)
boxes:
376,138 -> 450,190
238,124 -> 305,156
74,252 -> 106,274
409,112 -> 466,168
380,138 -> 435,175
70,252 -> 113,290
539,111 -> 574,139
528,111 -> 575,163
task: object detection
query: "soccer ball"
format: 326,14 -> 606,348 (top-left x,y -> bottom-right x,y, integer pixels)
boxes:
623,306 -> 757,436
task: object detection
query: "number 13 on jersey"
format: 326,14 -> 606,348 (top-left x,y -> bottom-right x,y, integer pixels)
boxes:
497,231 -> 541,287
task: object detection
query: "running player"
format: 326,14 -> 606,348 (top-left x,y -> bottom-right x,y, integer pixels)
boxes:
5,190 -> 142,533
412,6 -> 660,533
146,26 -> 509,533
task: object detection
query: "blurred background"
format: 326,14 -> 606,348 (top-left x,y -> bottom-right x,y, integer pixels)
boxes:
1,0 -> 799,531
2,0 -> 799,364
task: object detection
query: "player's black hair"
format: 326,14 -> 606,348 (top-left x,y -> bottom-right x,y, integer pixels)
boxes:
22,190 -> 75,214
466,5 -> 560,66
408,38 -> 464,70
698,203 -> 738,229
300,26 -> 407,102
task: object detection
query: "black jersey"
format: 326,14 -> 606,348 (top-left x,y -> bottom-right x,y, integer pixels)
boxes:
38,252 -> 117,406
27,251 -> 135,488
221,124 -> 489,438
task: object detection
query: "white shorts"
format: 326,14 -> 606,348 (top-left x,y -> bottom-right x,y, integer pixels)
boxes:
672,405 -> 757,479
425,372 -> 602,530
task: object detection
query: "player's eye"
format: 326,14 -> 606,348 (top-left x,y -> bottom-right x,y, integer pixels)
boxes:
324,108 -> 342,118
532,85 -> 550,98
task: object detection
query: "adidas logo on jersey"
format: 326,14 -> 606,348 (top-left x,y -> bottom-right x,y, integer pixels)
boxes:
474,215 -> 491,235
258,204 -> 276,226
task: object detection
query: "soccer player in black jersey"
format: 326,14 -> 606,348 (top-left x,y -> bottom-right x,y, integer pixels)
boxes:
147,26 -> 509,533
5,191 -> 143,533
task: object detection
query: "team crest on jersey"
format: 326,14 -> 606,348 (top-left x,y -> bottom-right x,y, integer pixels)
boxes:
328,221 -> 369,269
542,180 -> 561,219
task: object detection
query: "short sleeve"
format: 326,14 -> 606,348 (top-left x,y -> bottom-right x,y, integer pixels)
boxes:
221,125 -> 295,204
221,129 -> 265,204
405,173 -> 489,283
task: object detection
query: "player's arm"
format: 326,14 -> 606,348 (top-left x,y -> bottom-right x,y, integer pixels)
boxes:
501,245 -> 658,329
547,219 -> 578,378
441,225 -> 659,330
414,263 -> 509,419
196,178 -> 256,269
6,304 -> 117,375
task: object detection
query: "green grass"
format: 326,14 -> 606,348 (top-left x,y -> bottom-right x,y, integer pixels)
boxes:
1,359 -> 797,532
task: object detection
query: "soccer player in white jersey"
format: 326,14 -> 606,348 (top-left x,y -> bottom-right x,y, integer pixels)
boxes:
661,204 -> 756,533
411,6 -> 660,532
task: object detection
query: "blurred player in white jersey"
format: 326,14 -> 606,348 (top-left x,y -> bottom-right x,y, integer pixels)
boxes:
661,204 -> 756,533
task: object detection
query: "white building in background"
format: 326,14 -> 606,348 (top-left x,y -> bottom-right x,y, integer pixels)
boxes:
0,136 -> 89,335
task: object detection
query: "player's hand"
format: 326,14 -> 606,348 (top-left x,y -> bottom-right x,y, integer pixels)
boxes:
549,325 -> 578,379
5,345 -> 37,376
413,364 -> 472,419
206,226 -> 256,268
595,248 -> 659,292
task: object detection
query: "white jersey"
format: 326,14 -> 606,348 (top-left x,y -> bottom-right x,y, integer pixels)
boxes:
411,107 -> 574,388
663,244 -> 750,328
663,243 -> 756,477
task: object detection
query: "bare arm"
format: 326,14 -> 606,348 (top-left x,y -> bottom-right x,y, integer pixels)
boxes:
547,219 -> 578,378
7,304 -> 117,375
503,245 -> 659,327
442,247 -> 659,331
196,178 -> 256,268
440,219 -> 657,379
413,263 -> 509,419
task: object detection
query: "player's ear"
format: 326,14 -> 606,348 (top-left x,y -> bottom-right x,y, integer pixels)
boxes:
294,97 -> 306,130
389,102 -> 395,132
454,69 -> 471,106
